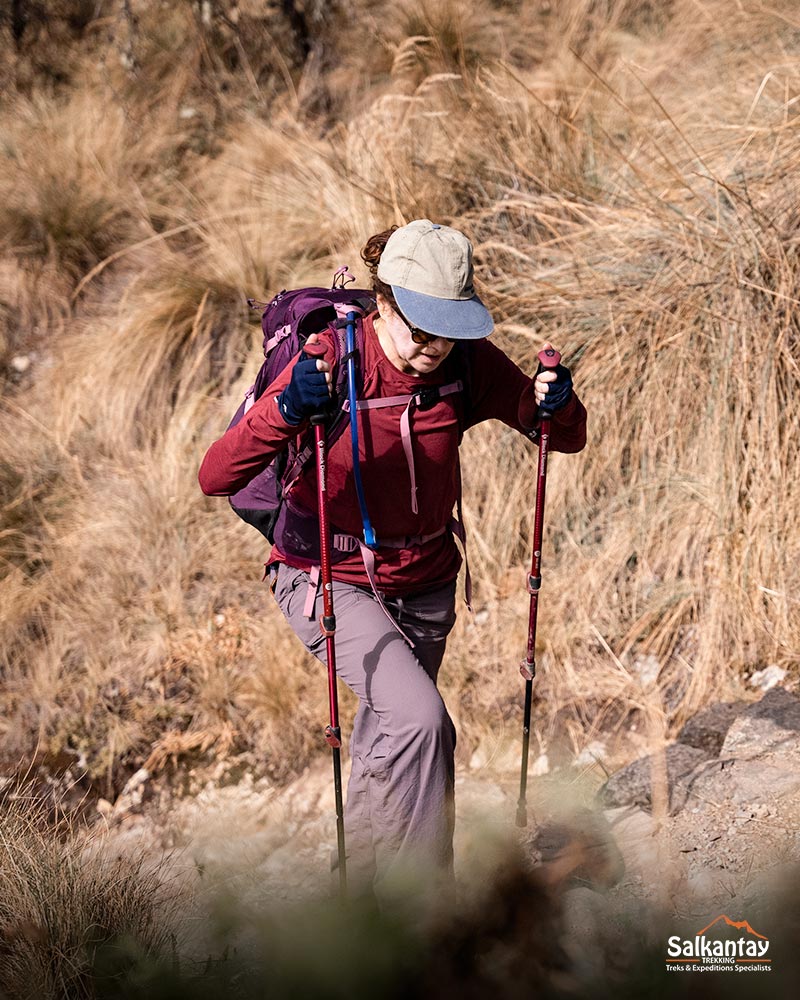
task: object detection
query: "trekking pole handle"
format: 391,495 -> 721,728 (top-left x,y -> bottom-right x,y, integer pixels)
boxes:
536,347 -> 561,373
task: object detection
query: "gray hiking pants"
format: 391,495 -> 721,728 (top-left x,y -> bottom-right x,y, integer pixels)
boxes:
271,562 -> 458,891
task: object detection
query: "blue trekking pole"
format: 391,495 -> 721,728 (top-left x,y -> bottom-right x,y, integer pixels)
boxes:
345,312 -> 378,548
516,346 -> 561,828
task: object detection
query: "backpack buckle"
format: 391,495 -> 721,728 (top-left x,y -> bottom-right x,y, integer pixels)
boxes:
415,386 -> 441,411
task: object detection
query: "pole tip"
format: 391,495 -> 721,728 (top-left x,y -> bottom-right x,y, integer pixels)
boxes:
515,804 -> 528,828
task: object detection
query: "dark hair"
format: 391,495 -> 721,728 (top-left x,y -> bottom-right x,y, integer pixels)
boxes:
361,226 -> 399,310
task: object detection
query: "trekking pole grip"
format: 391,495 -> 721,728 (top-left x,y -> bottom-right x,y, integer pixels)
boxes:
536,346 -> 561,374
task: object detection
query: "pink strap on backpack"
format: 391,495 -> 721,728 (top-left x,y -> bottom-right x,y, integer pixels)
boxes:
303,564 -> 321,619
357,543 -> 416,647
344,381 -> 463,515
449,503 -> 472,612
264,324 -> 292,354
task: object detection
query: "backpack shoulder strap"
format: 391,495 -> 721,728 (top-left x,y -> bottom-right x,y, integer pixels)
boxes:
449,340 -> 474,440
279,316 -> 366,492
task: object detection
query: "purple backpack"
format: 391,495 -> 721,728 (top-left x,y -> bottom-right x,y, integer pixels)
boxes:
228,271 -> 375,544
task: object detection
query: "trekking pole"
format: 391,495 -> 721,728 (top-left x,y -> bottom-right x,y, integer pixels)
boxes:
516,346 -> 561,829
345,311 -> 378,548
310,412 -> 347,895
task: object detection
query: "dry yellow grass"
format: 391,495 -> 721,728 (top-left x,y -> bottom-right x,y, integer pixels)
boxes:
0,795 -> 177,999
1,0 -> 799,795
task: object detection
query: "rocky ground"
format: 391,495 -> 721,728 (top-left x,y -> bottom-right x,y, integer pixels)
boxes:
80,683 -> 800,973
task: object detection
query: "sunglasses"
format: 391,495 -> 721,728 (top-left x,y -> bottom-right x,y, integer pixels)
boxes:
396,307 -> 456,345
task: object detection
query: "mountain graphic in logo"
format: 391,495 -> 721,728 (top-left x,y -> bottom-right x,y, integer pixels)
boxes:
697,915 -> 767,940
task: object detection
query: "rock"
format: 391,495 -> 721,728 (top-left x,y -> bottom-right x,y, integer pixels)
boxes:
112,768 -> 151,815
688,753 -> 800,807
121,767 -> 150,796
466,735 -> 529,774
602,807 -> 661,876
631,654 -> 660,687
676,700 -> 745,755
531,753 -> 550,776
532,807 -> 625,890
599,744 -> 710,812
748,664 -> 787,692
561,886 -> 612,978
10,355 -> 31,373
720,687 -> 800,759
574,741 -> 607,768
605,689 -> 800,818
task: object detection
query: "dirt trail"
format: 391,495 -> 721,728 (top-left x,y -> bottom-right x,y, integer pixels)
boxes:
96,687 -> 800,950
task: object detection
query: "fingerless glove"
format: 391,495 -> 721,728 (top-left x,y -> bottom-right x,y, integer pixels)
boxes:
538,363 -> 573,415
277,357 -> 330,425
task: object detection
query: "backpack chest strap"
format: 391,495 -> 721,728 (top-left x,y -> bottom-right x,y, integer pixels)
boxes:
342,380 -> 462,414
342,380 -> 463,515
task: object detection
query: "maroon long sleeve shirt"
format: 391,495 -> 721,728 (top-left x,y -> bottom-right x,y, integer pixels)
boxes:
199,312 -> 587,594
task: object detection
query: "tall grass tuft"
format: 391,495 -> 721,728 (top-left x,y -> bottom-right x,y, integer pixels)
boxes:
0,796 -> 177,1000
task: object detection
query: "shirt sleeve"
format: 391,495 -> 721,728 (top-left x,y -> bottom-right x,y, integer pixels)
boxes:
198,333 -> 337,496
464,338 -> 587,454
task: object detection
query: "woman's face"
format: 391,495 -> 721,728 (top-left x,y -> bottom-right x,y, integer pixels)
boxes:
375,294 -> 456,376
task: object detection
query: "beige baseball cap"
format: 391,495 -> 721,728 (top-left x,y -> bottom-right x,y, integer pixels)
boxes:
377,219 -> 494,339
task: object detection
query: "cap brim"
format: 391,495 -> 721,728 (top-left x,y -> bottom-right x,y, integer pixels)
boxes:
392,285 -> 494,340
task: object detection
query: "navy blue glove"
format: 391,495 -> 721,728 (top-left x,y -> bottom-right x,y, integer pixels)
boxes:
538,363 -> 573,415
277,356 -> 330,425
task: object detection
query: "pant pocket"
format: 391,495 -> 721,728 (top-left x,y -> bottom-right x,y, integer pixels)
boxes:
275,564 -> 340,659
274,564 -> 314,626
369,732 -> 393,761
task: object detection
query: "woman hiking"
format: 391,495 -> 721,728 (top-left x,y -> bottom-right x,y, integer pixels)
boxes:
198,220 -> 587,897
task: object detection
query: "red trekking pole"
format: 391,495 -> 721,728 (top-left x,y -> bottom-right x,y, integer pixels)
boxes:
310,413 -> 347,895
516,346 -> 560,828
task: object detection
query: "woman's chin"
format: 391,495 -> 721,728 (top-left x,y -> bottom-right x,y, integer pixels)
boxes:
414,354 -> 443,372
